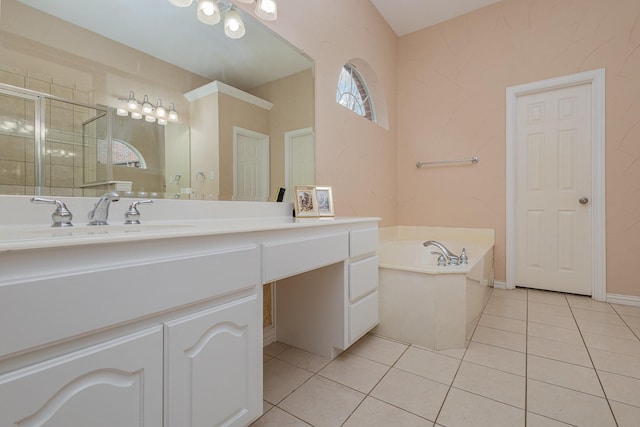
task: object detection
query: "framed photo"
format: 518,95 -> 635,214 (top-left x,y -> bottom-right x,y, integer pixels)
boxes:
315,186 -> 334,217
294,186 -> 318,217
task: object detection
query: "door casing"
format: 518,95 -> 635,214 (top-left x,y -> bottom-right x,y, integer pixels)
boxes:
506,69 -> 606,300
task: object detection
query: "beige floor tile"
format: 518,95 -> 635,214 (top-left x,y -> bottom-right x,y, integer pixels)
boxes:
527,379 -> 616,426
371,367 -> 449,422
276,347 -> 330,373
263,354 -> 273,364
527,335 -> 593,367
527,290 -> 568,307
250,406 -> 311,426
263,401 -> 274,413
527,355 -> 604,396
582,332 -> 640,357
263,359 -> 313,404
463,341 -> 526,375
264,341 -> 291,357
471,325 -> 526,352
482,303 -> 527,320
279,375 -> 365,427
528,302 -> 573,318
486,296 -> 528,311
612,304 -> 640,318
492,287 -> 528,301
623,316 -> 640,336
437,387 -> 525,427
347,334 -> 408,366
575,319 -> 638,340
479,313 -> 527,334
609,400 -> 640,427
527,322 -> 584,345
426,343 -> 468,360
394,346 -> 461,385
525,412 -> 573,426
572,308 -> 626,326
452,361 -> 525,408
589,348 -> 640,379
566,295 -> 615,313
343,396 -> 433,427
598,370 -> 640,407
318,352 -> 389,393
528,311 -> 578,330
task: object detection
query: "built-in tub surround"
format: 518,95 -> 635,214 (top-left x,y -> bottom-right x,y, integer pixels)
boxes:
374,226 -> 494,350
0,195 -> 379,425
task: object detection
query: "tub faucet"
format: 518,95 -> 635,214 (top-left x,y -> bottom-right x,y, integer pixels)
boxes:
424,240 -> 459,265
88,191 -> 120,225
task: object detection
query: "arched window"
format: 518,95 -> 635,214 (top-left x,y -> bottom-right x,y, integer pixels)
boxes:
97,139 -> 147,169
336,63 -> 376,123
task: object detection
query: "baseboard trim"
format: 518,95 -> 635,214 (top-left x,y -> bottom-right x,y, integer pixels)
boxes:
607,293 -> 640,307
263,326 -> 276,347
493,280 -> 508,290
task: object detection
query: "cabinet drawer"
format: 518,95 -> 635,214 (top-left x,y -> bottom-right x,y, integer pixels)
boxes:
350,228 -> 378,258
349,291 -> 378,344
349,256 -> 379,303
263,233 -> 348,282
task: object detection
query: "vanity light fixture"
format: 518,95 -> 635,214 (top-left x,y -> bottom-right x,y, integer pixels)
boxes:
117,93 -> 178,125
167,0 -> 277,38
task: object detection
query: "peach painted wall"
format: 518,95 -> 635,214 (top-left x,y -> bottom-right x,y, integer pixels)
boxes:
396,0 -> 640,297
237,0 -> 398,225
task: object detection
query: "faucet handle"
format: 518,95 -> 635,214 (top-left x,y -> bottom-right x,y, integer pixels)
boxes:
124,199 -> 153,224
459,248 -> 468,264
31,197 -> 73,227
430,251 -> 447,267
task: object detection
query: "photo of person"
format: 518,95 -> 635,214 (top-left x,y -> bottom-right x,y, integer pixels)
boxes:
294,186 -> 318,216
315,186 -> 334,216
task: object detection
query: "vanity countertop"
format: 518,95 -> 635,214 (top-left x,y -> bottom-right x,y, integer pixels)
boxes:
0,195 -> 379,253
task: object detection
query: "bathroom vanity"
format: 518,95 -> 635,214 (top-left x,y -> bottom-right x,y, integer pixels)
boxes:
0,196 -> 379,426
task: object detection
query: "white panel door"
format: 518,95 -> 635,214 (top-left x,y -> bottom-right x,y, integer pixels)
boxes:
284,127 -> 315,203
515,83 -> 592,294
233,127 -> 269,201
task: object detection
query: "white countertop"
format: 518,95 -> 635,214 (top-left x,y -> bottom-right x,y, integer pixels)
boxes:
0,195 -> 379,253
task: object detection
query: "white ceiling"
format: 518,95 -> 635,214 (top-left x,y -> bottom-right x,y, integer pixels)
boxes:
370,0 -> 502,36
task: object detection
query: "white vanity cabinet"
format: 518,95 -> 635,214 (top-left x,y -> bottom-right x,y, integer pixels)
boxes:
0,326 -> 164,426
0,198 -> 379,426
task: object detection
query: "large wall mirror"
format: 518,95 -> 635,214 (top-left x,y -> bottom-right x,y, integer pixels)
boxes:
0,0 -> 314,202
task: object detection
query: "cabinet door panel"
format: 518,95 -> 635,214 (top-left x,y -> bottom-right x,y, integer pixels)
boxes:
0,327 -> 163,427
165,294 -> 259,427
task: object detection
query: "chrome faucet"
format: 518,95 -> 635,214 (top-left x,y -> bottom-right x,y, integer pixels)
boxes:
88,191 -> 120,225
423,240 -> 460,265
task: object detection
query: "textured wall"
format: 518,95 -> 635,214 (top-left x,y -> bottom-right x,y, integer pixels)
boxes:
396,0 -> 640,296
238,0 -> 398,226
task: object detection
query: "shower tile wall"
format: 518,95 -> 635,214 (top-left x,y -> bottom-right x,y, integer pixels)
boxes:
0,65 -> 95,196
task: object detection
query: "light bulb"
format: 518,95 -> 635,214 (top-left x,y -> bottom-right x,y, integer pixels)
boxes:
168,0 -> 193,6
131,111 -> 142,120
127,91 -> 138,110
158,118 -> 168,126
116,108 -> 128,117
224,10 -> 245,39
197,0 -> 220,24
256,0 -> 277,20
168,104 -> 178,121
145,115 -> 156,123
156,99 -> 166,117
142,95 -> 153,114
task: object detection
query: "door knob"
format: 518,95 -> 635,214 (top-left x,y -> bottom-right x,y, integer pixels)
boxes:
579,197 -> 589,205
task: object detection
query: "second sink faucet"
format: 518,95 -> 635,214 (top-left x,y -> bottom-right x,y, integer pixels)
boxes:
423,240 -> 460,265
88,191 -> 120,225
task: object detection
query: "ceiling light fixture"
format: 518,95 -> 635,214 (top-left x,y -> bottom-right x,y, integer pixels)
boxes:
127,91 -> 138,110
167,0 -> 277,38
168,104 -> 179,122
141,95 -> 153,114
155,99 -> 166,118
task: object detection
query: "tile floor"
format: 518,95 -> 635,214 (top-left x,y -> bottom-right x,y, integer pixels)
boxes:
251,288 -> 640,427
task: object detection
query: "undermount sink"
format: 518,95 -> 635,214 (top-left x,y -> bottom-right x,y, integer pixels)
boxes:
25,223 -> 193,238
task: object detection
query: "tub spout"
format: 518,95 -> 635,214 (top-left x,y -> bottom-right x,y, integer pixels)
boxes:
424,240 -> 459,265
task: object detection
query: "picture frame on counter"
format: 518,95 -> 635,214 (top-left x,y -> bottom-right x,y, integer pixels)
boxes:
294,185 -> 318,217
315,186 -> 334,217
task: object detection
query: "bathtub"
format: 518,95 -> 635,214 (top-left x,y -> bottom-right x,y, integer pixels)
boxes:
373,226 -> 495,350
